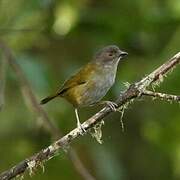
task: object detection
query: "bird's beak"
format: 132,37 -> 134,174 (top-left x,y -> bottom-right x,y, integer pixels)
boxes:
120,51 -> 128,57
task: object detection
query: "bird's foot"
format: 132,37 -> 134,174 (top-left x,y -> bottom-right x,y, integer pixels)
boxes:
77,122 -> 86,135
103,101 -> 118,112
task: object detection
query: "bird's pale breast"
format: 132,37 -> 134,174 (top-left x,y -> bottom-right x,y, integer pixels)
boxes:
67,65 -> 117,107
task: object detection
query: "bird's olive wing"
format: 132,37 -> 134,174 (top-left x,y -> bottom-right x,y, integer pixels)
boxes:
58,78 -> 86,95
57,63 -> 95,96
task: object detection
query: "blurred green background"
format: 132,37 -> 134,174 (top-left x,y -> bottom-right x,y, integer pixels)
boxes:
0,0 -> 180,179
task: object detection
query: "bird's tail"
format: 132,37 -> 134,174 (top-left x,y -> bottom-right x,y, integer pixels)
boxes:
40,93 -> 59,104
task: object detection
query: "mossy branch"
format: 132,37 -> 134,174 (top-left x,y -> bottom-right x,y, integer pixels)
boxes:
142,90 -> 180,102
0,51 -> 179,180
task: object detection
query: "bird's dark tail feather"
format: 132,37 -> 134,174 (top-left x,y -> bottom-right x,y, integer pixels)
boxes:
40,94 -> 58,105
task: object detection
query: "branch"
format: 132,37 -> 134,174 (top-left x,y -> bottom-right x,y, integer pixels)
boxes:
0,40 -> 95,180
136,52 -> 180,91
142,90 -> 180,102
0,52 -> 7,111
0,51 -> 179,180
0,28 -> 43,35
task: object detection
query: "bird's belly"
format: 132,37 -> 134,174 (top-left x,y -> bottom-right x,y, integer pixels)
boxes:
63,69 -> 116,108
78,75 -> 115,107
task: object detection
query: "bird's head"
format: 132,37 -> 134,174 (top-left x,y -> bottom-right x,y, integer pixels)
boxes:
94,45 -> 128,65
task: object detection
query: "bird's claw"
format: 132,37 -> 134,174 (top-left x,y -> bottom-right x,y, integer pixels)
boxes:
105,101 -> 118,111
77,122 -> 86,135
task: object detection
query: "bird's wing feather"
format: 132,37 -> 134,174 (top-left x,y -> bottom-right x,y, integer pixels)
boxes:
58,62 -> 96,95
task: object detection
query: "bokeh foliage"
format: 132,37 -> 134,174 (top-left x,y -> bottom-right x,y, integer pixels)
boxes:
0,0 -> 180,179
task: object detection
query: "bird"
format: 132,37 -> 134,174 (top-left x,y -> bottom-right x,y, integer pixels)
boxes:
40,45 -> 128,134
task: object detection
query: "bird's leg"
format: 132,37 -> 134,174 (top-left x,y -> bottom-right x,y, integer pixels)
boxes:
75,108 -> 86,135
91,101 -> 118,112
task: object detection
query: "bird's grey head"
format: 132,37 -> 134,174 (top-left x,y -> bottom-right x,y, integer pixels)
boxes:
94,45 -> 128,65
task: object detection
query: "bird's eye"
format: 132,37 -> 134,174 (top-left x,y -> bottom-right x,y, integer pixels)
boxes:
109,53 -> 113,57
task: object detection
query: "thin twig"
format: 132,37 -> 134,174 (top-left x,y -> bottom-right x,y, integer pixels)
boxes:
0,58 -> 5,110
0,51 -> 179,180
0,40 -> 95,180
0,53 -> 7,111
0,28 -> 44,35
142,90 -> 180,102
